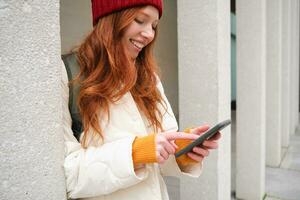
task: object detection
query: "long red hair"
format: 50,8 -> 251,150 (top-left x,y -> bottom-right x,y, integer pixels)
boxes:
74,6 -> 166,148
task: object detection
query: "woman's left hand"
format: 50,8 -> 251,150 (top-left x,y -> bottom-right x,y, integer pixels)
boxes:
186,125 -> 221,162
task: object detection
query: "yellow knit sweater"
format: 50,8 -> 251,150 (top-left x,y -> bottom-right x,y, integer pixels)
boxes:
132,128 -> 197,166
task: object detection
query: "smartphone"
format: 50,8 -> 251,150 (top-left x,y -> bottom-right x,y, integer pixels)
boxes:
175,119 -> 231,158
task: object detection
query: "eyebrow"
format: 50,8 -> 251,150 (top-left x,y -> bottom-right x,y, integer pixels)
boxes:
139,11 -> 159,22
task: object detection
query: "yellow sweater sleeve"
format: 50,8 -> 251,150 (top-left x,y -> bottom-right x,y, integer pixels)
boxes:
132,134 -> 157,164
175,128 -> 198,167
132,130 -> 198,167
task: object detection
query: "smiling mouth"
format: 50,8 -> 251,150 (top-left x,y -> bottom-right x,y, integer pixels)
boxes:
130,39 -> 144,51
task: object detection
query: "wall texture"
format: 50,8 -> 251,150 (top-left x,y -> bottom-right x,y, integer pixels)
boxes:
0,0 -> 66,199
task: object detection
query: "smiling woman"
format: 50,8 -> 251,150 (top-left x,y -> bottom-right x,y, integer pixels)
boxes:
122,6 -> 159,59
75,4 -> 164,148
61,0 -> 221,200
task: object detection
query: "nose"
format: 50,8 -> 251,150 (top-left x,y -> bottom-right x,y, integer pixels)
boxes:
141,26 -> 155,41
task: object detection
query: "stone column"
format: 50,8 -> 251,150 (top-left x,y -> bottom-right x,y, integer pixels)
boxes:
177,1 -> 231,200
289,0 -> 297,137
0,1 -> 66,200
291,0 -> 300,133
282,0 -> 292,147
266,0 -> 282,167
297,1 -> 300,127
236,0 -> 266,199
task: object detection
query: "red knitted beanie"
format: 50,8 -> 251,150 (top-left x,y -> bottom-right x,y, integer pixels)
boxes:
91,0 -> 163,26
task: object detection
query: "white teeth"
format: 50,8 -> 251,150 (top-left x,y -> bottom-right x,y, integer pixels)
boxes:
130,39 -> 144,49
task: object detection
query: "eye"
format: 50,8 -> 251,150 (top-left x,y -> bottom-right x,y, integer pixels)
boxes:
134,18 -> 144,24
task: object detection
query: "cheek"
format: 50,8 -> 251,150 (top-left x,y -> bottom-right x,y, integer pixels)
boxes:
121,35 -> 130,48
124,23 -> 139,37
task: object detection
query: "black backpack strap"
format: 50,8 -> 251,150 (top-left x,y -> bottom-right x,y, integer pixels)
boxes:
62,53 -> 83,141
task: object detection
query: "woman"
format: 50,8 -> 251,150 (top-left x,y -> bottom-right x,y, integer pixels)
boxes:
62,0 -> 221,199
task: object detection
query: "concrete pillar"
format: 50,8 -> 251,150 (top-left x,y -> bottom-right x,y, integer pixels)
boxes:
236,0 -> 266,199
0,1 -> 66,200
297,1 -> 300,127
290,0 -> 297,137
266,0 -> 282,167
289,0 -> 300,137
295,0 -> 300,131
282,0 -> 292,147
177,1 -> 231,200
291,0 -> 300,133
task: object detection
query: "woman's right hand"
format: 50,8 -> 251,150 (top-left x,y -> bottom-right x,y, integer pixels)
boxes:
155,132 -> 199,164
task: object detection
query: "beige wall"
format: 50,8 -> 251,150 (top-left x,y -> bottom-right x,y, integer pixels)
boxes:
154,1 -> 178,119
60,0 -> 92,54
60,0 -> 179,118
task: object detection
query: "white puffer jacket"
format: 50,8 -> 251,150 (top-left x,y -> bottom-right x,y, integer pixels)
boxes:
61,61 -> 202,200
